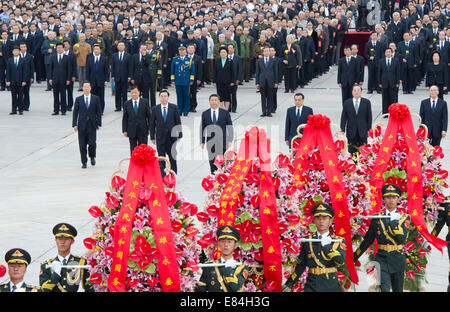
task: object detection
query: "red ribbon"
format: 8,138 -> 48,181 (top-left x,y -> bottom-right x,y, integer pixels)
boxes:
369,104 -> 448,252
218,127 -> 283,291
108,145 -> 181,292
292,114 -> 359,284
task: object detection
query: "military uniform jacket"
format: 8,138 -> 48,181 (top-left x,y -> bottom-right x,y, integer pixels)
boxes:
39,255 -> 93,292
284,233 -> 346,292
170,56 -> 195,86
354,211 -> 410,273
147,49 -> 163,76
0,282 -> 41,292
197,260 -> 248,292
253,41 -> 271,59
431,203 -> 450,242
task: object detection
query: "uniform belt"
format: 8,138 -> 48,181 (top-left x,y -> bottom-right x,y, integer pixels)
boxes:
308,267 -> 337,275
378,244 -> 403,252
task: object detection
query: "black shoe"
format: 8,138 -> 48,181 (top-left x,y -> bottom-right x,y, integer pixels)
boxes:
45,88 -> 51,91
9,112 -> 17,115
260,113 -> 266,117
191,109 -> 197,113
266,113 -> 273,117
67,108 -> 72,111
114,109 -> 121,112
82,163 -> 87,169
290,90 -> 295,93
91,158 -> 96,166
61,112 -> 66,115
408,91 -> 413,94
19,111 -> 23,115
24,108 -> 29,111
367,91 -> 373,94
403,91 -> 408,94
284,90 -> 289,93
232,110 -> 236,113
52,112 -> 59,115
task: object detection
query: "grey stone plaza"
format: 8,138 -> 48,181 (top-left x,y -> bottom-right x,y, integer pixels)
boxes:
0,66 -> 448,291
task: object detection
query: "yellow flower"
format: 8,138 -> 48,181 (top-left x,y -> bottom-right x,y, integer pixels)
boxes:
285,50 -> 289,54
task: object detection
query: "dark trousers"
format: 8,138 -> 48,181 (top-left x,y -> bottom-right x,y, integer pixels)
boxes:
285,66 -> 297,91
22,82 -> 31,109
380,270 -> 404,292
242,58 -> 250,81
341,84 -> 353,105
0,66 -> 5,89
157,139 -> 177,177
204,59 -> 214,83
163,61 -> 171,88
10,85 -> 23,113
304,61 -> 313,82
189,82 -> 198,111
298,67 -> 305,86
430,135 -> 442,147
229,85 -> 237,113
115,80 -> 128,110
382,86 -> 398,114
348,131 -> 366,155
272,87 -> 278,113
53,83 -> 67,113
260,81 -> 274,115
129,134 -> 148,154
137,82 -> 150,102
367,62 -> 378,91
149,78 -> 157,108
45,63 -> 52,89
92,86 -> 105,113
78,128 -> 97,165
402,66 -> 416,92
207,144 -> 226,174
67,81 -> 74,109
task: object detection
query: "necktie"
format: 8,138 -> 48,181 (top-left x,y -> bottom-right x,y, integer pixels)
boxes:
85,97 -> 89,109
134,101 -> 138,114
387,59 -> 391,70
120,53 -> 123,61
95,57 -> 98,67
265,58 -> 268,67
163,106 -> 167,122
212,110 -> 217,124
12,285 -> 17,292
296,108 -> 300,121
432,100 -> 436,110
355,100 -> 359,114
58,55 -> 61,63
63,258 -> 68,266
318,234 -> 322,239
15,58 -> 18,67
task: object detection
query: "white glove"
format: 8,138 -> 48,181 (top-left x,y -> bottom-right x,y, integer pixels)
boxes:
390,212 -> 401,221
321,235 -> 332,247
224,259 -> 238,269
51,261 -> 62,276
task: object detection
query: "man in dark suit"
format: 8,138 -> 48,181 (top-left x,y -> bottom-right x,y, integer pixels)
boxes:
284,93 -> 314,148
228,44 -> 242,113
122,85 -> 152,154
150,89 -> 182,177
351,44 -> 365,87
131,43 -> 152,101
19,42 -> 34,111
155,32 -> 169,90
256,46 -> 278,117
86,44 -> 109,114
6,46 -> 27,115
282,35 -> 302,93
397,31 -> 419,94
72,82 -> 102,168
365,32 -> 385,93
200,94 -> 234,174
111,41 -> 131,112
187,44 -> 202,113
270,46 -> 283,114
8,25 -> 25,57
378,47 -> 401,115
49,42 -> 70,115
337,46 -> 359,105
0,31 -> 9,91
419,85 -> 448,146
340,85 -> 373,155
62,40 -> 77,111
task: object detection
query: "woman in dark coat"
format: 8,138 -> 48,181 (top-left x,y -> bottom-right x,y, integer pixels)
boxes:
426,51 -> 448,99
213,47 -> 234,110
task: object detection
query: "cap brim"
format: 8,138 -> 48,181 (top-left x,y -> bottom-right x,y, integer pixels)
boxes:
55,233 -> 75,239
218,235 -> 239,241
8,259 -> 29,265
314,212 -> 333,218
382,192 -> 400,197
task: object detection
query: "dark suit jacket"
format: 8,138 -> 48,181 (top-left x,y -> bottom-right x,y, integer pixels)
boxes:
419,98 -> 448,138
229,54 -> 242,83
255,57 -> 278,87
200,108 -> 233,152
111,51 -> 132,82
65,51 -> 78,79
281,43 -> 302,68
85,54 -> 109,87
131,53 -> 152,85
378,57 -> 401,88
340,97 -> 372,140
6,57 -> 27,85
20,53 -> 35,82
189,54 -> 203,82
397,40 -> 419,68
72,94 -> 102,132
122,98 -> 152,138
364,41 -> 385,64
284,105 -> 314,142
150,103 -> 182,144
337,56 -> 359,86
425,62 -> 449,87
353,54 -> 365,83
213,57 -> 234,84
49,53 -> 70,84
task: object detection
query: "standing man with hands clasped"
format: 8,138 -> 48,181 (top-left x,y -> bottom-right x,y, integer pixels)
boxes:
256,46 -> 278,117
123,85 -> 152,154
419,85 -> 448,147
72,82 -> 102,169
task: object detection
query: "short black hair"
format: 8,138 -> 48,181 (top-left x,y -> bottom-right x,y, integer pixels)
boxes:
209,93 -> 220,100
294,92 -> 304,99
130,85 -> 139,92
159,89 -> 170,97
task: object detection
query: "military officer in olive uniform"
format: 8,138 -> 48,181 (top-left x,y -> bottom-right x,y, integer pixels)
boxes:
283,203 -> 346,292
171,44 -> 195,116
354,184 -> 410,292
0,248 -> 41,292
39,223 -> 93,292
146,40 -> 162,108
431,196 -> 450,292
197,225 -> 248,292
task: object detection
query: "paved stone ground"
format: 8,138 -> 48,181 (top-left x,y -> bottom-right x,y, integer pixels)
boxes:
0,65 -> 448,291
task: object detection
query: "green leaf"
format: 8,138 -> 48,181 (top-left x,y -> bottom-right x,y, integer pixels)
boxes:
239,242 -> 253,251
239,212 -> 253,223
308,223 -> 317,232
252,240 -> 263,249
399,171 -> 406,180
312,195 -> 323,203
144,263 -> 156,274
383,171 -> 389,180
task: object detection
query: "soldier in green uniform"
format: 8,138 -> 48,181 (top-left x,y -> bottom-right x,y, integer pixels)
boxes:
197,225 -> 248,292
146,40 -> 162,108
283,203 -> 346,292
239,27 -> 254,82
431,196 -> 450,292
0,248 -> 41,292
39,223 -> 93,292
253,33 -> 271,62
354,184 -> 411,292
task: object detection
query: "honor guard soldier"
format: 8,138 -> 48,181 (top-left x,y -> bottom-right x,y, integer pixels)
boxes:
354,184 -> 410,292
197,225 -> 248,292
431,196 -> 450,292
283,203 -> 346,292
0,248 -> 41,292
171,44 -> 195,116
146,40 -> 162,108
39,223 -> 93,292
